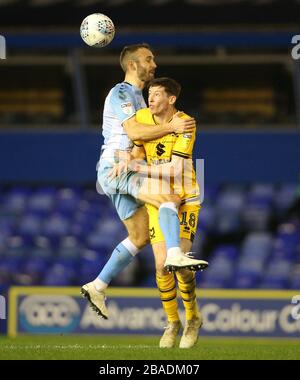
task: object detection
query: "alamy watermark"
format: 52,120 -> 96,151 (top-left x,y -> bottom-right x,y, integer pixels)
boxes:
291,35 -> 300,60
96,156 -> 205,204
0,35 -> 6,60
0,295 -> 6,320
291,295 -> 300,320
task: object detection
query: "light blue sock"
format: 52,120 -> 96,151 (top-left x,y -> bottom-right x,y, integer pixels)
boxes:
158,202 -> 180,250
98,238 -> 139,284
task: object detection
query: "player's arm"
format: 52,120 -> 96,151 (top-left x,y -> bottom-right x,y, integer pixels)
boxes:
131,155 -> 187,179
109,144 -> 146,179
123,112 -> 196,142
130,144 -> 146,161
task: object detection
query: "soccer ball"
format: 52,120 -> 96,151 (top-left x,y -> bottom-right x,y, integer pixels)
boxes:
80,13 -> 115,48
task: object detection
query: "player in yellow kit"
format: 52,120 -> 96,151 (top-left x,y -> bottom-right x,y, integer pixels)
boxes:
129,77 -> 204,349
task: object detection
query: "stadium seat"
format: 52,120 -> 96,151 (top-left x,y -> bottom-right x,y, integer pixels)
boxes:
201,245 -> 237,288
18,214 -> 43,244
241,232 -> 273,260
111,259 -> 140,287
242,203 -> 272,231
215,209 -> 242,235
79,249 -> 107,285
5,236 -> 27,258
23,256 -> 49,285
233,232 -> 273,288
31,236 -> 53,259
0,182 -> 298,289
234,271 -> 261,289
43,263 -> 75,286
55,187 -> 81,217
274,184 -> 298,216
3,187 -> 30,215
57,236 -> 82,260
27,187 -> 56,217
261,259 -> 292,289
248,183 -> 275,204
276,223 -> 300,251
289,264 -> 300,289
213,188 -> 245,234
198,204 -> 216,232
42,213 -> 71,246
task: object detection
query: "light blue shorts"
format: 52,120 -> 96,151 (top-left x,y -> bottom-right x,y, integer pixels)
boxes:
97,158 -> 144,221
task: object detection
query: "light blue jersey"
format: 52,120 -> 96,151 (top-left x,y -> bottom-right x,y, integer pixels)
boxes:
100,81 -> 146,161
97,81 -> 146,220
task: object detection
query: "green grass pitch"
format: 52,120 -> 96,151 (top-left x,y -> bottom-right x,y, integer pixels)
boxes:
0,335 -> 299,360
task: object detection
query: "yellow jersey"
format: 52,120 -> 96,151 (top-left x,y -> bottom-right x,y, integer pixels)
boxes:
135,108 -> 200,205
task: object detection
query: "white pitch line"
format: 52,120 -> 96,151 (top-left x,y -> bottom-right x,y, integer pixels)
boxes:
0,344 -> 157,350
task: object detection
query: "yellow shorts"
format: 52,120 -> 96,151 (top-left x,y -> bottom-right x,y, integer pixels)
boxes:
146,203 -> 200,245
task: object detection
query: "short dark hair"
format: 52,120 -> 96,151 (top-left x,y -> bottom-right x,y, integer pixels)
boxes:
119,43 -> 152,72
148,77 -> 181,98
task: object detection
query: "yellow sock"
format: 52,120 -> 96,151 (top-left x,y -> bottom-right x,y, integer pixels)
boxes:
156,273 -> 179,322
176,270 -> 199,321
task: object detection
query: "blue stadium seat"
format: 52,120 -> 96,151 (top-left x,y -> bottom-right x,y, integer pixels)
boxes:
241,232 -> 273,260
27,187 -> 56,217
198,204 -> 216,232
42,263 -> 75,286
248,183 -> 275,205
18,214 -> 43,243
5,236 -> 27,258
217,188 -> 245,211
77,199 -> 102,220
42,213 -> 71,245
0,257 -> 24,272
57,236 -> 82,260
203,185 -> 220,206
3,187 -> 30,215
85,231 -> 114,255
272,246 -> 296,261
234,271 -> 261,289
242,184 -> 275,231
215,209 -> 242,234
289,264 -> 300,289
261,259 -> 292,289
31,236 -> 53,259
234,232 -> 273,288
274,184 -> 298,215
276,223 -> 300,251
216,189 -> 245,238
79,249 -> 106,285
242,202 -> 271,231
111,259 -> 139,287
0,218 -> 13,254
0,182 -> 296,289
23,256 -> 49,284
0,215 -> 15,236
201,245 -> 237,288
55,187 -> 81,217
87,218 -> 126,253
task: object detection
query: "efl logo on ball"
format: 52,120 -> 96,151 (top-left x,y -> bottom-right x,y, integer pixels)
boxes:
80,13 -> 115,48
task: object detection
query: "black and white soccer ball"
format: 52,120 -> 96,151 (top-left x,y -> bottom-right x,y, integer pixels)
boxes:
80,13 -> 115,48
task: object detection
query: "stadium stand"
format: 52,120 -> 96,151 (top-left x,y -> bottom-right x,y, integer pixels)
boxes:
0,183 -> 299,290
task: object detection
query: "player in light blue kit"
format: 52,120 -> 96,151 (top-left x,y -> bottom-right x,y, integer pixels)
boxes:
81,44 -> 208,319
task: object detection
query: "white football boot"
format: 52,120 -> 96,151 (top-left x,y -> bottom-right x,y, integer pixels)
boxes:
164,252 -> 209,273
81,282 -> 108,319
179,315 -> 203,349
159,320 -> 182,348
